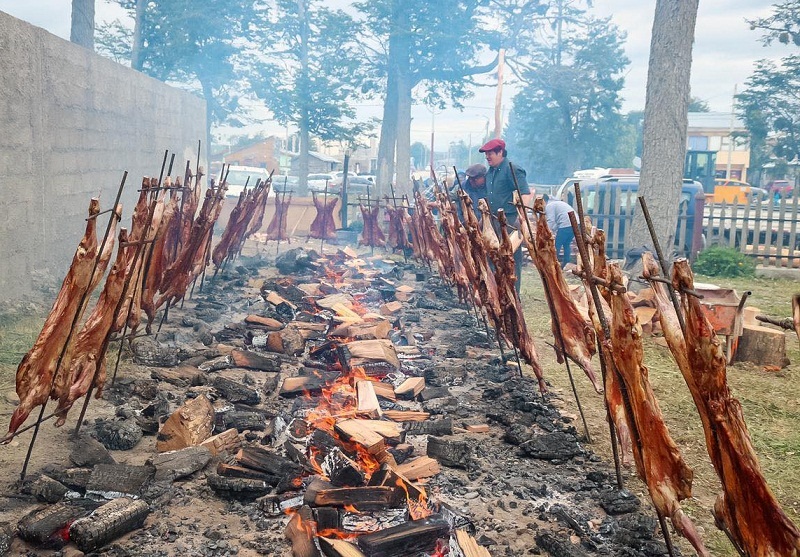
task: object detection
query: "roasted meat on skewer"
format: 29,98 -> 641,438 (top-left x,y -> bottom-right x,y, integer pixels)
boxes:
607,263 -> 709,556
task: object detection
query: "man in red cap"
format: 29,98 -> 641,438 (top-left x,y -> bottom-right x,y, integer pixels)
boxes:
478,138 -> 530,290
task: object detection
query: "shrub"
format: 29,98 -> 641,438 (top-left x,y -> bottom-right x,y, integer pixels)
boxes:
693,247 -> 756,278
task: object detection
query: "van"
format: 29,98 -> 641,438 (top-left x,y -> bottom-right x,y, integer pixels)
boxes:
223,166 -> 272,198
564,178 -> 704,258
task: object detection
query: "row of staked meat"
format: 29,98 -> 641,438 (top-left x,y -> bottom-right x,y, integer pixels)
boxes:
386,186 -> 799,556
6,169 -> 275,440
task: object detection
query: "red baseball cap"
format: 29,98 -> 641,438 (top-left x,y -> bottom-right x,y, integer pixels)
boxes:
479,138 -> 506,153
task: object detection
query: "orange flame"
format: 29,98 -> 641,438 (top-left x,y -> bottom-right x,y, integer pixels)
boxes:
395,478 -> 432,520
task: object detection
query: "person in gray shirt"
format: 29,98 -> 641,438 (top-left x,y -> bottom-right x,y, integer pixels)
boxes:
542,194 -> 575,268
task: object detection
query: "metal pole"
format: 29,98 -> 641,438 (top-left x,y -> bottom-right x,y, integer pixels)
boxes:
637,196 -> 686,334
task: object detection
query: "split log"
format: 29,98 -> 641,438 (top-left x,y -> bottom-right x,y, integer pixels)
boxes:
18,500 -> 97,546
280,375 -> 333,397
323,449 -> 366,487
453,530 -> 492,557
314,507 -> 340,532
151,364 -> 206,387
370,381 -> 397,401
235,446 -> 304,486
219,410 -> 268,432
350,419 -> 405,444
319,537 -> 366,557
211,375 -> 260,405
257,492 -> 305,517
395,456 -> 441,481
330,320 -> 392,340
244,315 -> 284,330
383,410 -> 430,422
147,446 -> 212,481
313,486 -> 403,510
330,303 -> 363,323
70,435 -> 116,467
356,516 -> 450,556
466,424 -> 490,433
217,462 -> 271,480
156,395 -> 215,452
334,420 -> 386,455
303,477 -> 335,506
23,475 -> 69,503
356,380 -> 382,418
285,506 -> 321,557
406,418 -> 453,436
340,340 -> 400,374
69,497 -> 150,553
426,436 -> 472,469
230,349 -> 282,372
317,293 -> 355,310
206,472 -> 271,499
379,301 -> 403,316
394,377 -> 425,400
200,428 -> 242,456
368,464 -> 425,502
86,464 -> 156,499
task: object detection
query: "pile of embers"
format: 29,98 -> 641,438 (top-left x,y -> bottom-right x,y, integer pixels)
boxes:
2,246 -> 679,556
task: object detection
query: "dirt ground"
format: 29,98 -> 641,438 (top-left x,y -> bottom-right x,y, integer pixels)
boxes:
0,247 -> 798,557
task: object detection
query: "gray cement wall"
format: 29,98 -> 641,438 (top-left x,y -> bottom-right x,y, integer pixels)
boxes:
0,11 -> 207,304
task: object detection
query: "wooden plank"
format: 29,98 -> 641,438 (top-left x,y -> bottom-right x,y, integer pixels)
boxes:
230,349 -> 282,371
394,377 -> 425,400
379,301 -> 403,315
314,486 -> 403,510
395,456 -> 441,480
383,410 -> 430,422
454,530 -> 492,557
356,380 -> 382,418
465,424 -> 490,433
349,419 -> 405,444
244,315 -> 284,330
370,381 -> 397,402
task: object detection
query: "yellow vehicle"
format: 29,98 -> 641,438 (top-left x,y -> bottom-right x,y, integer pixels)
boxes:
712,179 -> 760,203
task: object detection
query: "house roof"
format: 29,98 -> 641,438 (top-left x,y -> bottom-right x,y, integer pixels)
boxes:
688,111 -> 746,131
286,150 -> 340,163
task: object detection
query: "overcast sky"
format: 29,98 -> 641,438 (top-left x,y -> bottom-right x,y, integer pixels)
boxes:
0,0 -> 791,148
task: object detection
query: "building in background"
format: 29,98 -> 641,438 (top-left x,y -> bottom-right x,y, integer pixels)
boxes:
687,112 -> 750,181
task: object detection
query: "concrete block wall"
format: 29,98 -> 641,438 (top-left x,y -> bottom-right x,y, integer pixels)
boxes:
0,11 -> 207,303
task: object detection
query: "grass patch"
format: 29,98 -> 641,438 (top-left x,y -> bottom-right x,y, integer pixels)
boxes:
519,266 -> 800,557
0,313 -> 45,392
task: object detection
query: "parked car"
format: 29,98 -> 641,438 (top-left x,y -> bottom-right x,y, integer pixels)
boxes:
564,178 -> 704,257
344,176 -> 375,200
223,166 -> 272,198
766,179 -> 792,196
308,173 -> 339,193
272,175 -> 299,194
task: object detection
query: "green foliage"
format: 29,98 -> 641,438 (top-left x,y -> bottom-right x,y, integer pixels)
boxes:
96,0 -> 264,132
504,3 -> 634,183
693,247 -> 756,278
249,0 -> 370,148
740,2 -> 800,181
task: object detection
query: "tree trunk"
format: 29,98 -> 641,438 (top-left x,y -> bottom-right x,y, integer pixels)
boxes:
131,0 -> 146,70
70,0 -> 95,50
625,0 -> 698,269
395,9 -> 412,196
298,0 -> 310,195
375,0 -> 403,198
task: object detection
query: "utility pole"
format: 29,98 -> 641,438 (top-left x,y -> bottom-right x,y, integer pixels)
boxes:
726,84 -> 737,179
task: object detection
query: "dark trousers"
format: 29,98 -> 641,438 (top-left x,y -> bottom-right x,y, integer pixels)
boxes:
555,227 -> 575,268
